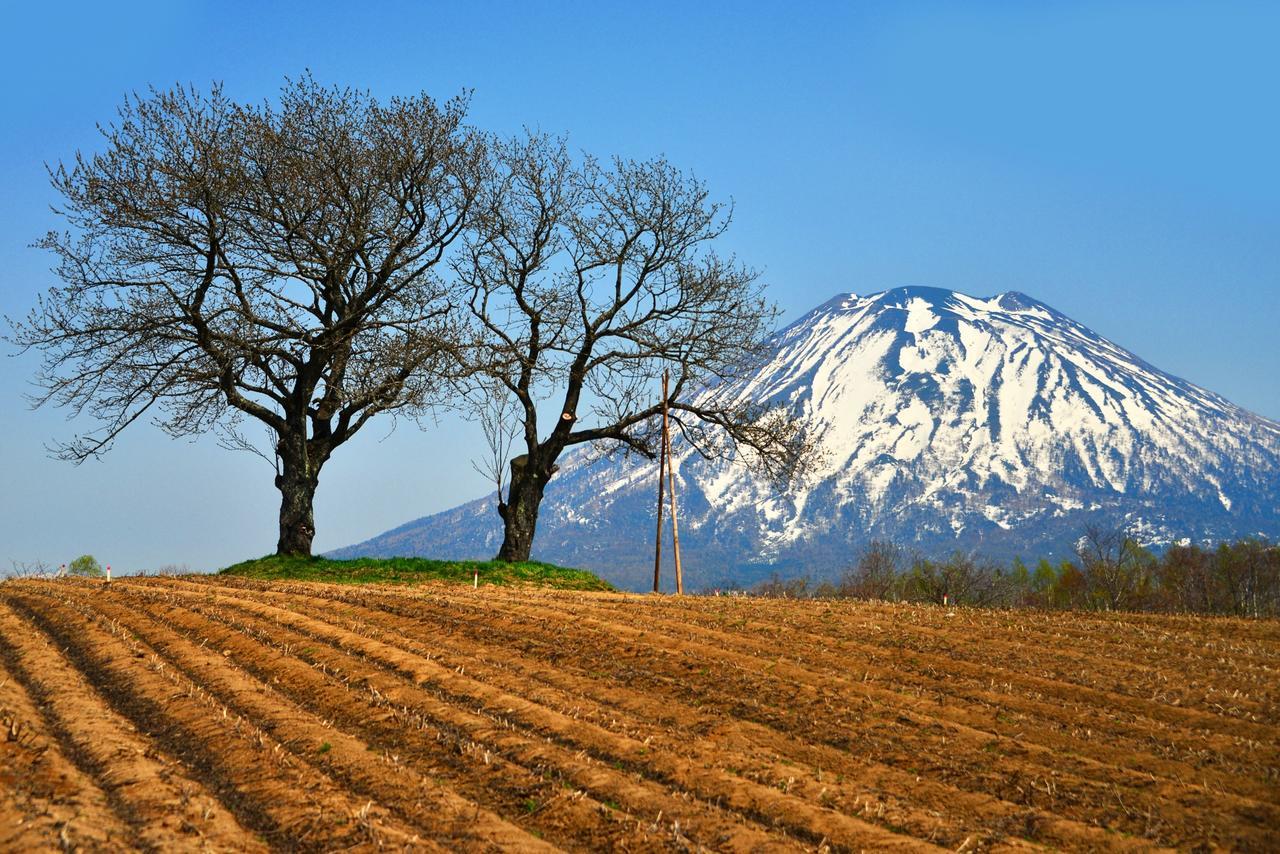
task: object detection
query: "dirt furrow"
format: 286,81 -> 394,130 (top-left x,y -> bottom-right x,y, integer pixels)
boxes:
410,587 -> 1273,847
610,596 -> 1280,720
819,598 -> 1280,648
472,587 -> 1280,777
137,579 -> 941,852
0,636 -> 134,852
570,595 -> 1280,774
9,575 -> 1274,851
754,600 -> 1280,728
92,582 -> 739,853
0,598 -> 263,852
157,581 -> 1063,850
775,597 -> 1278,660
729,601 -> 1280,722
165,578 -> 1182,850
488,590 -> 1279,743
3,585 -> 434,852
242,580 -> 1165,852
54,583 -> 558,853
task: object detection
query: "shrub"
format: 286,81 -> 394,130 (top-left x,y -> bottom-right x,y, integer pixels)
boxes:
67,555 -> 103,577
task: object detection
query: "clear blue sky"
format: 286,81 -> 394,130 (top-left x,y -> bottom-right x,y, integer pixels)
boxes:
2,1 -> 1276,573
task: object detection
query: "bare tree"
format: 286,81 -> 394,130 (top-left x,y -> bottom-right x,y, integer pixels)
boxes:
839,540 -> 904,600
6,560 -> 55,580
7,77 -> 484,556
903,552 -> 1001,606
469,378 -> 521,501
456,133 -> 811,562
1076,524 -> 1154,610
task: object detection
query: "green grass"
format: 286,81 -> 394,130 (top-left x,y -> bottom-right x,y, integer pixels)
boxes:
218,554 -> 613,591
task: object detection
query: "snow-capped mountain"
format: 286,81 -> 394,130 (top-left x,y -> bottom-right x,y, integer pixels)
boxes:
333,287 -> 1280,590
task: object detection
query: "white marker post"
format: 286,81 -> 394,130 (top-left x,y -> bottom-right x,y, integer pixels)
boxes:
473,569 -> 478,589
106,564 -> 111,583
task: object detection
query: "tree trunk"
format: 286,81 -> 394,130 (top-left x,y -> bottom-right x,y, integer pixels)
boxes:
495,456 -> 552,562
275,442 -> 319,557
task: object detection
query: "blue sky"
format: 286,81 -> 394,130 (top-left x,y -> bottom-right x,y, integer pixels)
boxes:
1,1 -> 1276,572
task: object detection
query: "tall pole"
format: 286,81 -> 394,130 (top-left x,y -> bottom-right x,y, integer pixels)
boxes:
664,371 -> 683,594
652,373 -> 668,593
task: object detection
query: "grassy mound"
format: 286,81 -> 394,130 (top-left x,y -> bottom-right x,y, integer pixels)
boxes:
219,554 -> 613,591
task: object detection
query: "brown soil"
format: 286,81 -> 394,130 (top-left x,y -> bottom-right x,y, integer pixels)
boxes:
1,576 -> 1275,852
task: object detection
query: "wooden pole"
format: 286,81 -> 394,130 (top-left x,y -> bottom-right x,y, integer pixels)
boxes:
652,374 -> 668,593
664,371 -> 683,594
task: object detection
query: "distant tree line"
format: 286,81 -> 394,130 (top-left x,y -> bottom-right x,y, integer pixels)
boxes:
749,526 -> 1280,617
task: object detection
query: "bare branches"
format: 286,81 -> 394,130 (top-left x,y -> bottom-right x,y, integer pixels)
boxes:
469,382 -> 521,498
457,131 -> 813,559
8,77 -> 811,561
5,560 -> 56,580
8,77 -> 483,461
461,134 -> 795,451
1076,524 -> 1156,611
7,76 -> 486,555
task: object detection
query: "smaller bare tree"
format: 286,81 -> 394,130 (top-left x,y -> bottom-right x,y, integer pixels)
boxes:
903,552 -> 1001,606
839,540 -> 903,600
469,379 -> 521,502
6,560 -> 55,580
456,132 -> 813,562
1076,524 -> 1154,611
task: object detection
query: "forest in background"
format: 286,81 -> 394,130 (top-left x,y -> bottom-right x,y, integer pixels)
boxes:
747,527 -> 1280,617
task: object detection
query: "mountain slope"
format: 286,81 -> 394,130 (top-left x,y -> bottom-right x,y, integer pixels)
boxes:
333,287 -> 1280,589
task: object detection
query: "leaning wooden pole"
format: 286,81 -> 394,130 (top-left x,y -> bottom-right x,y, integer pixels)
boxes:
652,374 -> 669,593
663,371 -> 684,594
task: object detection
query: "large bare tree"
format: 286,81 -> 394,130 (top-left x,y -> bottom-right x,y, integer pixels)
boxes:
8,78 -> 484,556
457,133 -> 810,562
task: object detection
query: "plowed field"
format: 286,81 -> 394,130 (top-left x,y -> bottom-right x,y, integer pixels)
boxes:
1,577 -> 1276,851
